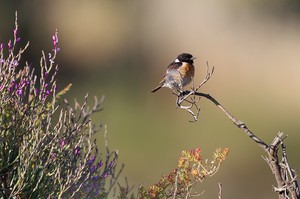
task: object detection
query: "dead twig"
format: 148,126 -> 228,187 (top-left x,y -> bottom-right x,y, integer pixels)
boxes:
174,61 -> 214,122
218,183 -> 222,199
172,62 -> 299,198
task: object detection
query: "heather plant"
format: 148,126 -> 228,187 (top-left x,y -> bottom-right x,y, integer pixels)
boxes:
0,13 -> 121,199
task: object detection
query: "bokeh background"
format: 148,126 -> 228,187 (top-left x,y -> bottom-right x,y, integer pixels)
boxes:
1,1 -> 300,198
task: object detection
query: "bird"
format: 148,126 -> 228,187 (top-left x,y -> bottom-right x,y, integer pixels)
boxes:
150,53 -> 196,93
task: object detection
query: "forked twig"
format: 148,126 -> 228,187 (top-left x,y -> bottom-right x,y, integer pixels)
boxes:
172,62 -> 299,198
194,61 -> 215,92
174,61 -> 214,122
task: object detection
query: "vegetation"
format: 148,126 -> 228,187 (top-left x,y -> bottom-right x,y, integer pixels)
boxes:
1,13 -> 297,199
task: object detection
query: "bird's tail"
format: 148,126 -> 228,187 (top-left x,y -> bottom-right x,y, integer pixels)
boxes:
150,85 -> 162,93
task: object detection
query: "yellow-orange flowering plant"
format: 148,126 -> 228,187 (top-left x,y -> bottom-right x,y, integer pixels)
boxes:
140,148 -> 229,199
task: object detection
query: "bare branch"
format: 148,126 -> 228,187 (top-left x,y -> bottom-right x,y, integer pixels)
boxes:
178,89 -> 300,198
194,61 -> 215,92
174,61 -> 215,122
172,63 -> 299,198
218,183 -> 222,199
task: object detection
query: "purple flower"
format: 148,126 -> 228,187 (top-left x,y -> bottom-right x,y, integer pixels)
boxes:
42,90 -> 51,99
16,89 -> 23,96
0,43 -> 4,50
8,40 -> 12,49
52,34 -> 58,49
75,147 -> 80,156
61,140 -> 65,148
52,35 -> 57,46
102,172 -> 108,179
13,60 -> 19,66
51,153 -> 55,159
9,81 -> 15,93
9,87 -> 13,93
90,165 -> 96,173
109,160 -> 114,168
97,160 -> 103,168
16,37 -> 21,43
13,29 -> 17,37
87,156 -> 95,165
55,47 -> 61,52
91,176 -> 100,181
52,30 -> 60,52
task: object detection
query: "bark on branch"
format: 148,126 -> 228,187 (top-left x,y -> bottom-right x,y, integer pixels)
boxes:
173,63 -> 299,198
179,90 -> 299,198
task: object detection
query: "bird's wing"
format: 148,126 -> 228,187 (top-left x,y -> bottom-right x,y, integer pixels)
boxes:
166,62 -> 182,71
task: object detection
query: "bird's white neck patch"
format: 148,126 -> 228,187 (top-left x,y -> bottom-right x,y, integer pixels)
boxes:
174,58 -> 180,63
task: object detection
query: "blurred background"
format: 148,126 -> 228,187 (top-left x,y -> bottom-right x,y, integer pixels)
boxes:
1,0 -> 300,198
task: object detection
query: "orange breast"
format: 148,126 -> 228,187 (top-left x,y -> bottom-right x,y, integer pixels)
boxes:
178,62 -> 195,86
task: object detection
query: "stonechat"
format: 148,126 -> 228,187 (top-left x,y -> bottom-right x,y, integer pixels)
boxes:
150,53 -> 196,93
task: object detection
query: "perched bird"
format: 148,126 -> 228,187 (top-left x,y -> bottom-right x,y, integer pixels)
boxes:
150,53 -> 196,93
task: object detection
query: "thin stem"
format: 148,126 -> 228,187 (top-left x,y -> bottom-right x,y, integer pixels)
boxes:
218,183 -> 222,199
181,90 -> 269,151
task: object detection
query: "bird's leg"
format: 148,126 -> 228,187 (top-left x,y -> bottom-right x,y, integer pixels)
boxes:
177,90 -> 195,106
176,90 -> 184,107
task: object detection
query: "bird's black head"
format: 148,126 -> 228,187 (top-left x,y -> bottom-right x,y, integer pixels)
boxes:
175,53 -> 196,64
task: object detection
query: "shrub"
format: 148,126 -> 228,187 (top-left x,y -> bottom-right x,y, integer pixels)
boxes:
0,13 -> 120,199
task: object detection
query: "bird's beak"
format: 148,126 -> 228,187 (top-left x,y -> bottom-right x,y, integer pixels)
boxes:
192,57 -> 197,60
